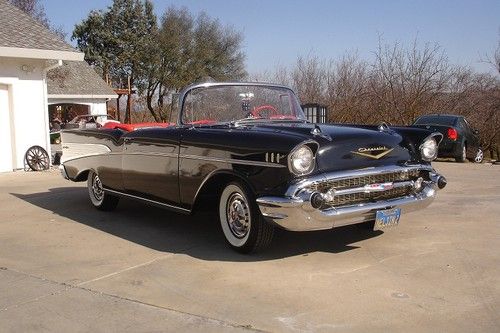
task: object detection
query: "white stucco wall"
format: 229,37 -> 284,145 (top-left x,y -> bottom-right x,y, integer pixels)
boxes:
0,57 -> 50,172
0,84 -> 13,172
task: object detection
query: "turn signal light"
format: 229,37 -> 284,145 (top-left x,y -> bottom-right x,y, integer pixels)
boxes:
447,128 -> 458,141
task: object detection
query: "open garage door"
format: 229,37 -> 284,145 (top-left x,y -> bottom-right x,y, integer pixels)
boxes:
0,84 -> 14,172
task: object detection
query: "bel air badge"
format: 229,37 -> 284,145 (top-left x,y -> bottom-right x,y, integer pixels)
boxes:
352,146 -> 394,159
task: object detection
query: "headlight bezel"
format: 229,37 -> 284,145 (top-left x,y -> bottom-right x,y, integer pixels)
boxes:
419,133 -> 443,162
288,141 -> 318,176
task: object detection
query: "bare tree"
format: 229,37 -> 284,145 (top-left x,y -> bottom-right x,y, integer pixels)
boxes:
325,52 -> 372,123
480,31 -> 500,75
249,64 -> 291,86
291,55 -> 326,104
9,0 -> 66,39
9,0 -> 48,25
370,37 -> 452,124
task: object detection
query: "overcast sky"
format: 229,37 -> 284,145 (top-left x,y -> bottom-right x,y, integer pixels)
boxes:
44,0 -> 500,75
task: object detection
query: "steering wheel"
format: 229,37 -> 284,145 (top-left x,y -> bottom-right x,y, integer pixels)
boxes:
251,105 -> 279,118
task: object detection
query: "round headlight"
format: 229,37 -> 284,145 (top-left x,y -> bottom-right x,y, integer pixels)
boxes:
289,145 -> 315,175
420,138 -> 438,161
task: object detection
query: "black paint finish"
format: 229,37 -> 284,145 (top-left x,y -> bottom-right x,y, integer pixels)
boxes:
62,120 -> 434,213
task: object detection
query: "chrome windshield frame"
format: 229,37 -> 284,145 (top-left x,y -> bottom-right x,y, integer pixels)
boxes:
177,81 -> 304,125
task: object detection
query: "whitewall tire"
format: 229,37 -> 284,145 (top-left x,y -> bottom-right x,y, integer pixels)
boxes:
87,171 -> 119,211
219,182 -> 274,253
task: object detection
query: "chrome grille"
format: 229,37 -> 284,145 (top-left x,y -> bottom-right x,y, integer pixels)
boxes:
309,169 -> 421,192
330,186 -> 411,206
306,169 -> 426,208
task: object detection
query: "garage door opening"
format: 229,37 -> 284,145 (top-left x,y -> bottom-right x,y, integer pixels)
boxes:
48,103 -> 91,164
48,103 -> 90,131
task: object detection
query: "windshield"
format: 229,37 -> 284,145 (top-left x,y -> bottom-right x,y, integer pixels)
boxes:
414,116 -> 457,126
181,85 -> 306,125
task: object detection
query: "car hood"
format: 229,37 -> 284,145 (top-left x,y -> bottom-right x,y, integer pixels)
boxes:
240,122 -> 425,173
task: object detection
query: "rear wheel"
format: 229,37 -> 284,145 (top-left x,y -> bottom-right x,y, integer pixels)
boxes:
455,144 -> 467,163
87,171 -> 119,211
219,182 -> 274,253
473,149 -> 484,163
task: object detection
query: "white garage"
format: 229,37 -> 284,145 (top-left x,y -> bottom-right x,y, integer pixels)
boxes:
47,61 -> 117,121
0,0 -> 83,172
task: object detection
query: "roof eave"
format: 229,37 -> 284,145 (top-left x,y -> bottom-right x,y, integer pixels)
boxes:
0,46 -> 84,61
48,94 -> 118,99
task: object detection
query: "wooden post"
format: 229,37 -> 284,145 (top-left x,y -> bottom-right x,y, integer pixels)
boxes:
125,76 -> 132,124
126,94 -> 132,124
116,94 -> 121,122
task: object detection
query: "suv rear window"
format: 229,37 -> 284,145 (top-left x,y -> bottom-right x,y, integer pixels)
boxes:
414,116 -> 457,126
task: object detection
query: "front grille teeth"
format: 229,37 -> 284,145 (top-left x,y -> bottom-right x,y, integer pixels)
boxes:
329,187 -> 411,206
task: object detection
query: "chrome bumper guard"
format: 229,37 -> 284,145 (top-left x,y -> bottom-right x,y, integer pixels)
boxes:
256,165 -> 445,231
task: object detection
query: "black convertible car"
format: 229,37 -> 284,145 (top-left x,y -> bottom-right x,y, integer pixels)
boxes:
60,82 -> 446,253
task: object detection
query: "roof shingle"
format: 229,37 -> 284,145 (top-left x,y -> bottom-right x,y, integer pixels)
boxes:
47,61 -> 117,98
0,0 -> 76,52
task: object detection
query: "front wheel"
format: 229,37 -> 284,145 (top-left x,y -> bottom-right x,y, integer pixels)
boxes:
219,182 -> 274,253
87,171 -> 119,211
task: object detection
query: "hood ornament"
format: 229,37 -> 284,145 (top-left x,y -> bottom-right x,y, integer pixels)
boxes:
352,146 -> 394,159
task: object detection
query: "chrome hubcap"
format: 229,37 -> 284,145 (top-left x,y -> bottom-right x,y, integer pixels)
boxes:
92,174 -> 104,201
475,150 -> 483,163
226,193 -> 250,238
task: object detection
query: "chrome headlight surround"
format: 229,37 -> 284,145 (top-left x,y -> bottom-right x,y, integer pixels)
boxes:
420,133 -> 443,162
288,141 -> 318,176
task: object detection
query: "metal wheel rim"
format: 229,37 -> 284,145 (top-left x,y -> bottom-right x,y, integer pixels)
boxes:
475,149 -> 483,163
91,173 -> 104,201
26,146 -> 49,171
226,192 -> 250,238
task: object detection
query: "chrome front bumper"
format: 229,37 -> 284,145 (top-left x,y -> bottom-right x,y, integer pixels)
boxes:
256,165 -> 445,231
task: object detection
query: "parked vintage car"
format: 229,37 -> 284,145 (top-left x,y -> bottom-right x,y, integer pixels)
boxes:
411,114 -> 483,163
59,82 -> 446,253
50,114 -> 119,145
61,114 -> 120,130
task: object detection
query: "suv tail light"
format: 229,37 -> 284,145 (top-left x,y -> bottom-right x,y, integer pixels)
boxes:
447,128 -> 458,141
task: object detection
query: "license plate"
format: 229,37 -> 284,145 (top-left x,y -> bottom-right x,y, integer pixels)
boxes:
374,208 -> 401,230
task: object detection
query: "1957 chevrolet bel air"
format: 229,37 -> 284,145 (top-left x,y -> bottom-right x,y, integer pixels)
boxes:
60,81 -> 447,253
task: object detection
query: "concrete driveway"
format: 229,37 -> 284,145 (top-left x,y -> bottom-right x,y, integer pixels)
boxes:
0,162 -> 499,332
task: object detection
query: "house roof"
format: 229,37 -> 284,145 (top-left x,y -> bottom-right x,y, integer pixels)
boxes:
47,61 -> 117,99
0,0 -> 83,61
